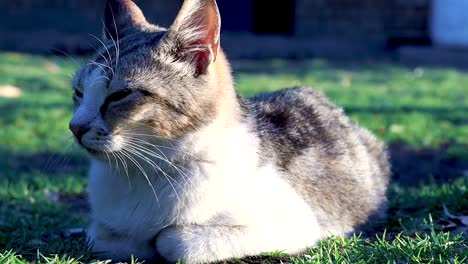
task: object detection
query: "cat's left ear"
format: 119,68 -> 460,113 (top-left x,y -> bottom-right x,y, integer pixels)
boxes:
165,0 -> 221,76
103,0 -> 148,41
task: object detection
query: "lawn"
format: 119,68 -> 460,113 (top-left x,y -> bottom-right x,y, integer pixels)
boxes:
0,52 -> 466,263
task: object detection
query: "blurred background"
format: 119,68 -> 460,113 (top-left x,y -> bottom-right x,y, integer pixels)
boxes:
1,0 -> 468,64
0,0 -> 466,262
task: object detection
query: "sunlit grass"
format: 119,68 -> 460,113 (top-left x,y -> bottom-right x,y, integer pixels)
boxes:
0,53 -> 466,263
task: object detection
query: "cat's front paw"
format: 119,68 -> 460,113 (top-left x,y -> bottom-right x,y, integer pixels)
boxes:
155,226 -> 186,263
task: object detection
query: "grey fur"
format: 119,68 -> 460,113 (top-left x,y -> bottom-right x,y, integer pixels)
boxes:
244,88 -> 390,233
73,26 -> 218,138
73,0 -> 390,262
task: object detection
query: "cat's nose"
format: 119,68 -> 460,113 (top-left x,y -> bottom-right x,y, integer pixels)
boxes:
69,123 -> 90,142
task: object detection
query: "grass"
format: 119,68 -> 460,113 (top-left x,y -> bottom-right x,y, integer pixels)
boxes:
0,52 -> 466,263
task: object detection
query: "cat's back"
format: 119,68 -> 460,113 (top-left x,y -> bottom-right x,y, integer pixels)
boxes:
247,87 -> 360,169
248,87 -> 352,167
246,87 -> 390,234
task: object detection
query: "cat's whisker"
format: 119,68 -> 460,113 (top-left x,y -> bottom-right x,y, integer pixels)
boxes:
88,61 -> 115,77
46,57 -> 79,80
119,133 -> 181,152
54,135 -> 75,145
105,145 -> 120,176
89,79 -> 109,89
115,150 -> 131,187
87,62 -> 109,77
110,152 -> 119,177
124,144 -> 183,203
87,42 -> 112,71
123,140 -> 179,171
101,24 -> 117,69
104,142 -> 130,187
49,145 -> 74,173
108,8 -> 121,69
100,15 -> 119,71
43,141 -> 75,173
123,141 -> 195,189
124,136 -> 210,167
119,148 -> 160,206
103,146 -> 115,177
125,140 -> 180,170
122,137 -> 192,174
121,136 -> 200,185
118,132 -> 184,145
88,33 -> 114,65
90,74 -> 111,83
122,136 -> 172,159
50,48 -> 82,69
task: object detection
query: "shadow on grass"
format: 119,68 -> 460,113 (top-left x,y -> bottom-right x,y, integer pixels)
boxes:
2,150 -> 88,175
1,141 -> 466,187
0,199 -> 91,262
0,150 -> 91,261
0,140 -> 466,261
389,142 -> 467,186
345,106 -> 468,126
231,58 -> 468,75
1,141 -> 465,220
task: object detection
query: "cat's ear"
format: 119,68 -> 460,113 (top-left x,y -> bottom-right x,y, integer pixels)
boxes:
166,0 -> 221,76
103,0 -> 147,41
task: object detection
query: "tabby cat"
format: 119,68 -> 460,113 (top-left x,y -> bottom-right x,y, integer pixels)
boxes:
69,0 -> 390,263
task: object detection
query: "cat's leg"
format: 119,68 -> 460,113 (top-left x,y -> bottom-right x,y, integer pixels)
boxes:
88,221 -> 156,262
155,223 -> 318,264
154,225 -> 246,263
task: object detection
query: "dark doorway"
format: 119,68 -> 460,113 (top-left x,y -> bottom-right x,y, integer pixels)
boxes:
218,0 -> 253,32
253,0 -> 295,35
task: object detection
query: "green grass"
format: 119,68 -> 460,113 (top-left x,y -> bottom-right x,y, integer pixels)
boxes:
0,52 -> 466,263
234,60 -> 468,149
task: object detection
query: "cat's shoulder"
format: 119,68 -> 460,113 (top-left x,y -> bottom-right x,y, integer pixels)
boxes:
242,86 -> 353,168
247,86 -> 344,120
245,86 -> 349,134
249,86 -> 326,104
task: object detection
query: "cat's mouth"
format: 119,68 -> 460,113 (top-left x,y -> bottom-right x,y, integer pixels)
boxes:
84,147 -> 108,156
77,137 -> 123,158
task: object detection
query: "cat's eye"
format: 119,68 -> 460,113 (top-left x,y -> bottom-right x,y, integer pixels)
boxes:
107,89 -> 134,102
100,89 -> 134,115
74,89 -> 83,98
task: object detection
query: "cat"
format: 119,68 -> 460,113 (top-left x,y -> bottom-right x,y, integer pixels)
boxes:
69,0 -> 390,263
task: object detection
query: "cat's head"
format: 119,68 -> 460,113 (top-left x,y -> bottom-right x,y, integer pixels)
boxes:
70,0 -> 232,157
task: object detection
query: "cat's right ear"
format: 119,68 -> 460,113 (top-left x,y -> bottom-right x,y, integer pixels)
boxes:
164,0 -> 221,77
103,0 -> 147,41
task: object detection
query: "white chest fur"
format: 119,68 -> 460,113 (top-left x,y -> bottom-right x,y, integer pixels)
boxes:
87,123 -> 322,260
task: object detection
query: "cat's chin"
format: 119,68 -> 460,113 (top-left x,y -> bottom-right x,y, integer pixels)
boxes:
84,147 -> 109,158
78,140 -> 124,159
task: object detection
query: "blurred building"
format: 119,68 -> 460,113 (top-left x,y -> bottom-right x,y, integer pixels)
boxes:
0,0 -> 437,59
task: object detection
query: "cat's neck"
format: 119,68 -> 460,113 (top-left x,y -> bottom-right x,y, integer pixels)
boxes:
181,51 -> 256,160
208,50 -> 243,129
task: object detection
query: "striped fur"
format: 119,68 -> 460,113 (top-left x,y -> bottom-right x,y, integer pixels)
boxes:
70,0 -> 390,263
